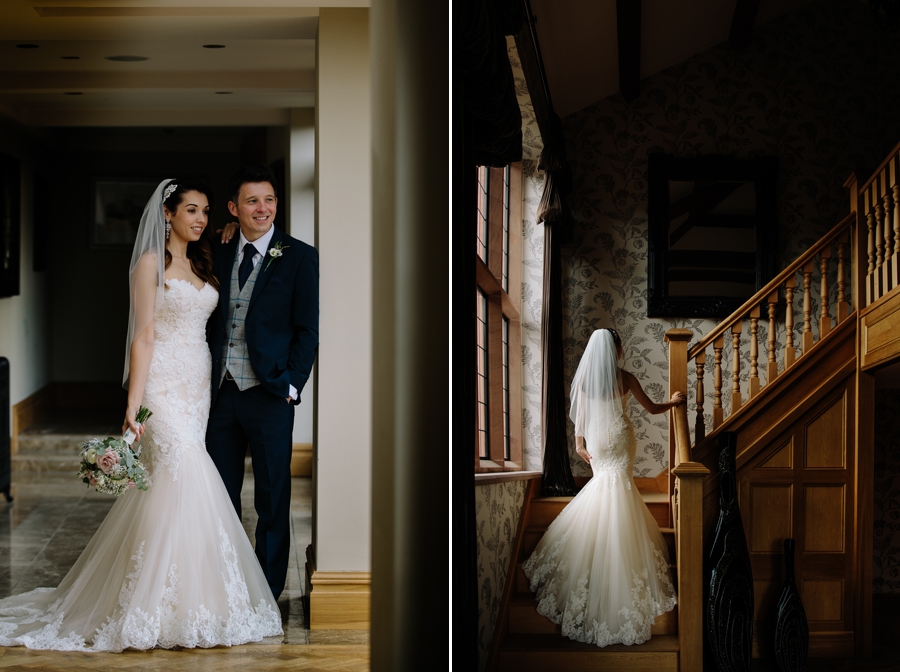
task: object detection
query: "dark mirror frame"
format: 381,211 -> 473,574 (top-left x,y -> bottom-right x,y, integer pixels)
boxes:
647,154 -> 778,318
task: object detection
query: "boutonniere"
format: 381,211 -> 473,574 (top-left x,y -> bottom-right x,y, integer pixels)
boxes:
264,241 -> 289,271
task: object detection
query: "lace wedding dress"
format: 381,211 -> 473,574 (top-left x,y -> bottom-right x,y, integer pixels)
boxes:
0,279 -> 282,651
523,392 -> 677,647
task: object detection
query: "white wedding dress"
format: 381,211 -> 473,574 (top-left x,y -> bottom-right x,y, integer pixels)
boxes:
0,279 -> 282,651
523,392 -> 677,647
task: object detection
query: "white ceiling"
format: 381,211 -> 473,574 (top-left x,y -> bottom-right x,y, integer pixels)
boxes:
528,0 -> 818,118
0,0 -> 367,127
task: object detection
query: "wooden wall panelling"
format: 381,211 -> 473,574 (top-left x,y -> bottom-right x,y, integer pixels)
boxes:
697,319 -> 857,527
736,381 -> 856,659
860,288 -> 900,370
854,369 -> 875,657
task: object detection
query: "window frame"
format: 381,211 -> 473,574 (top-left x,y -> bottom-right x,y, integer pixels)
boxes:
474,162 -> 523,473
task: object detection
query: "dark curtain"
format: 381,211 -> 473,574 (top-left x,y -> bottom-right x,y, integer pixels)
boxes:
456,0 -> 524,668
537,112 -> 576,496
461,0 -> 523,167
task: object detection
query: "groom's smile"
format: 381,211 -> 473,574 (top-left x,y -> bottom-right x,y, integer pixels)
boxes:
228,181 -> 278,242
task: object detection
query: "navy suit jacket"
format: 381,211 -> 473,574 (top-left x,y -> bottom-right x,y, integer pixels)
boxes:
207,227 -> 319,407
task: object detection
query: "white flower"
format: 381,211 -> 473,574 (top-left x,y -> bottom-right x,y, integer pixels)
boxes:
269,248 -> 283,258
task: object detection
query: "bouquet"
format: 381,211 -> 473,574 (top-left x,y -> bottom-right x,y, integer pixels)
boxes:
77,406 -> 152,496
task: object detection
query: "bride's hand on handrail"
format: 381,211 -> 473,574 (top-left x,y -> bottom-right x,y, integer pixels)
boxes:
216,221 -> 240,244
670,391 -> 686,406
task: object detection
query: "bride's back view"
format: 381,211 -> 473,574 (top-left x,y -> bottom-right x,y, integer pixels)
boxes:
523,328 -> 679,647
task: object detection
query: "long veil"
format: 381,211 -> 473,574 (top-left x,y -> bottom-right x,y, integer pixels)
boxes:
122,178 -> 174,389
569,329 -> 624,450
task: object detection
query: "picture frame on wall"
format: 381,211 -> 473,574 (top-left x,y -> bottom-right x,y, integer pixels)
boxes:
646,154 -> 778,318
90,178 -> 160,248
0,153 -> 21,299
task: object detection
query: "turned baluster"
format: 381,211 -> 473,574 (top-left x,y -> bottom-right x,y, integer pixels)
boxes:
731,323 -> 742,414
876,184 -> 885,300
802,261 -> 814,354
883,174 -> 894,292
867,193 -> 876,305
785,276 -> 797,369
713,336 -> 724,430
767,290 -> 779,384
695,352 -> 706,443
819,247 -> 832,338
749,307 -> 760,399
837,233 -> 849,323
892,157 -> 900,289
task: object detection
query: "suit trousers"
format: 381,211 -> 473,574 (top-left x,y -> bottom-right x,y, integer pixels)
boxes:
206,379 -> 294,601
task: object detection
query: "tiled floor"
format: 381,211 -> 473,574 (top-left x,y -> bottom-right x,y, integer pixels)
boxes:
0,414 -> 369,670
0,473 -> 363,648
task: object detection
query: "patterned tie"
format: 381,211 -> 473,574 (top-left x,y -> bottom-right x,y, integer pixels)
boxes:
238,242 -> 255,291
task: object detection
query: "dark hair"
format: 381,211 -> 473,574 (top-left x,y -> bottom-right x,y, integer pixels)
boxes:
162,179 -> 219,290
227,163 -> 278,203
604,328 -> 622,350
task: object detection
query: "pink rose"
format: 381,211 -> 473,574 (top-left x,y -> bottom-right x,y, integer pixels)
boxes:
90,477 -> 98,487
97,449 -> 120,475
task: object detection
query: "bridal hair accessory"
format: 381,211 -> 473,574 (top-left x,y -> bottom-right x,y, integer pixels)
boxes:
163,182 -> 178,202
165,219 -> 171,240
264,241 -> 289,271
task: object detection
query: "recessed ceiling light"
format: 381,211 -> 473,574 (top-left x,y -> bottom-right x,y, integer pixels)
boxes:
203,44 -> 226,49
215,91 -> 233,95
64,92 -> 83,96
16,44 -> 39,49
104,55 -> 149,62
61,56 -> 80,60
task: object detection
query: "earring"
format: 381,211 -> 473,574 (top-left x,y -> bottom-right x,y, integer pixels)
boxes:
165,219 -> 171,240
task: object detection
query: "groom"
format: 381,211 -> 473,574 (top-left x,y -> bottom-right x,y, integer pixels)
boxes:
206,163 -> 319,601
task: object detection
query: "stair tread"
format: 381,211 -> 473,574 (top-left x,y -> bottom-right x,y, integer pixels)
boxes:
502,633 -> 679,652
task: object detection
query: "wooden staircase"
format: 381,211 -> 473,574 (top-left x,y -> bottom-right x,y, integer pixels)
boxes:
490,142 -> 900,668
496,490 -> 680,671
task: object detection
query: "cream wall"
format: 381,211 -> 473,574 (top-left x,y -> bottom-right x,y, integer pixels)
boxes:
0,121 -> 50,420
289,108 -> 316,446
314,8 -> 371,571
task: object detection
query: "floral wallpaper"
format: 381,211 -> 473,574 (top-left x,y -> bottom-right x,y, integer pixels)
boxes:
507,36 -> 546,473
560,0 -> 900,477
475,478 -> 527,671
874,389 -> 900,593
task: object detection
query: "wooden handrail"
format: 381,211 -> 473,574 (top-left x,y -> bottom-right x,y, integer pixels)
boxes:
858,138 -> 900,195
688,212 -> 856,359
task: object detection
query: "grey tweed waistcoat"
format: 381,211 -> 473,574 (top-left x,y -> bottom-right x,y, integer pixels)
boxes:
219,244 -> 264,391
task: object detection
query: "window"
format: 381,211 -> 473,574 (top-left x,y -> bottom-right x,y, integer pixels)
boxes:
475,163 -> 523,472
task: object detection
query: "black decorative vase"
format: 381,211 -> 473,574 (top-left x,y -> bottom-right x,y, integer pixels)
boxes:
774,539 -> 809,671
706,432 -> 754,672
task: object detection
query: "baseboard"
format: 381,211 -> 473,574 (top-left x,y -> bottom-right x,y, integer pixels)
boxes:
305,544 -> 370,630
291,442 -> 312,477
11,384 -> 53,454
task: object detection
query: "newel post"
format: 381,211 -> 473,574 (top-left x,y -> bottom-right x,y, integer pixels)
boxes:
665,329 -> 693,491
673,457 -> 710,672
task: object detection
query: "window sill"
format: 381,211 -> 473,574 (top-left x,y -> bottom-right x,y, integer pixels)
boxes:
474,470 -> 541,487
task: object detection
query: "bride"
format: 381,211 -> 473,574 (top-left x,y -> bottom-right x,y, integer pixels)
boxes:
523,328 -> 682,647
0,179 -> 283,651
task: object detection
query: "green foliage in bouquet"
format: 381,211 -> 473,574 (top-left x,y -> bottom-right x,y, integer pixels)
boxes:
78,436 -> 149,496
